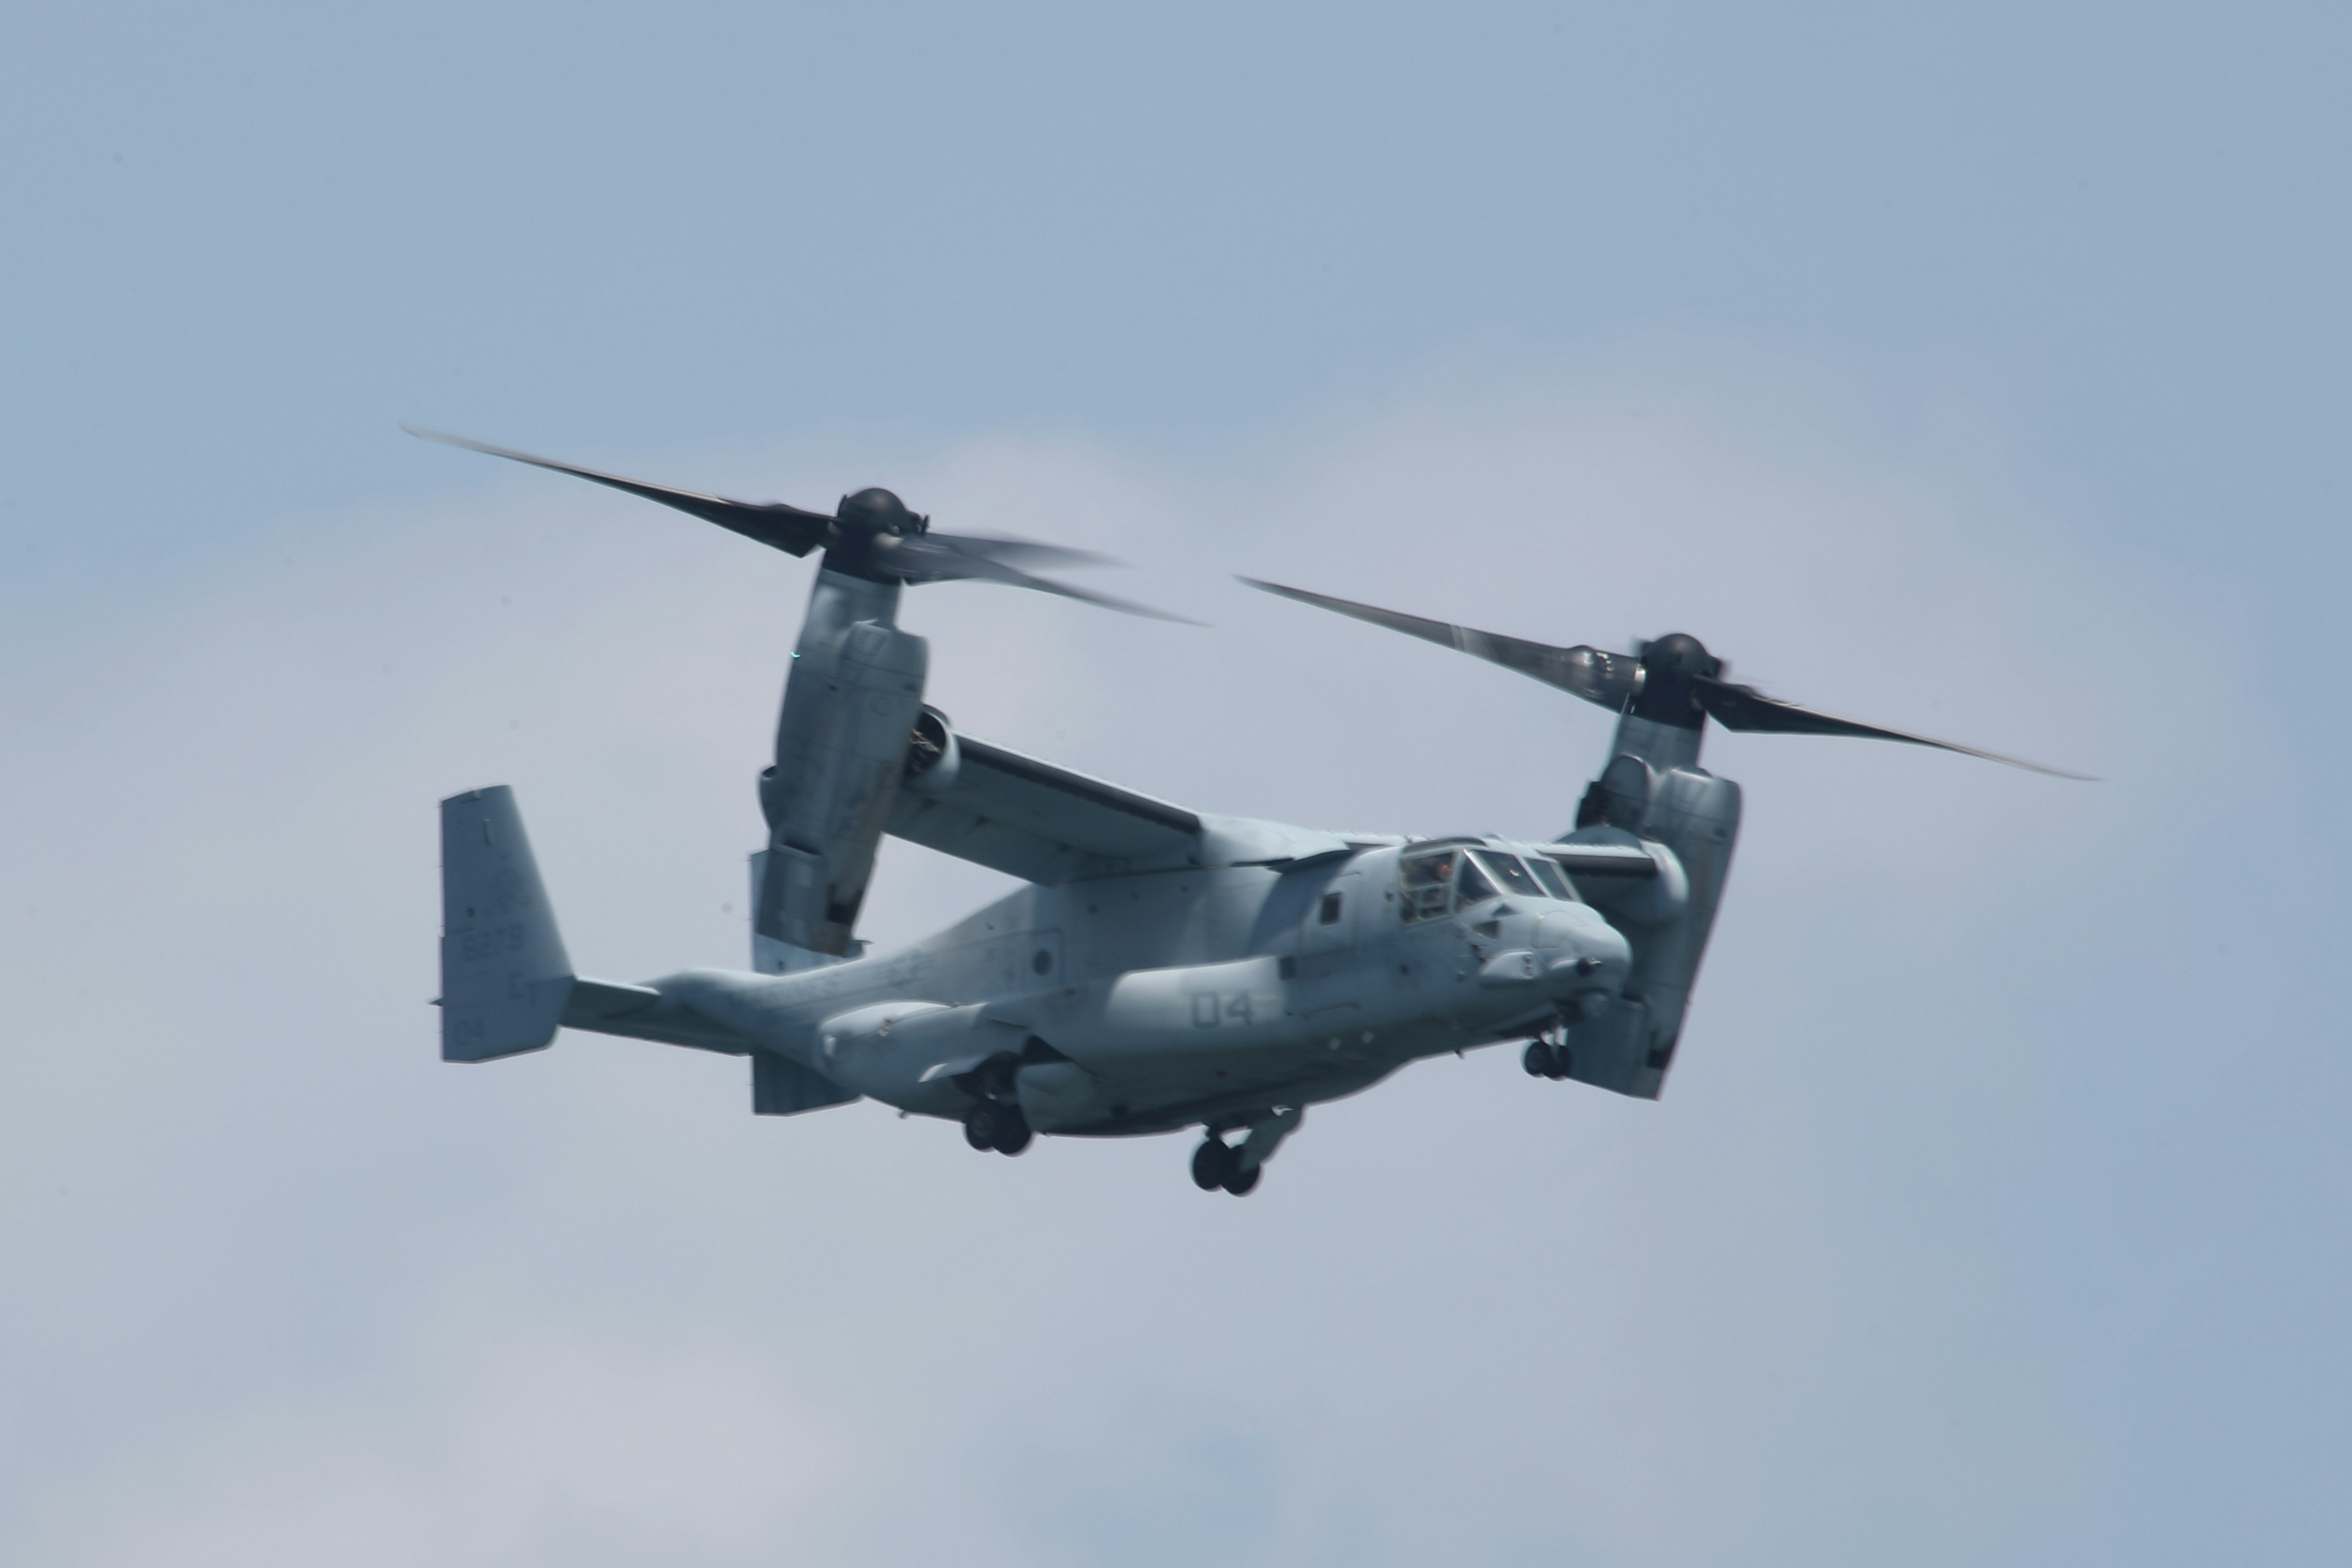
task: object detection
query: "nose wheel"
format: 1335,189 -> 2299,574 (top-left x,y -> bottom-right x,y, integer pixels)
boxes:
963,1099 -> 1033,1155
1523,1038 -> 1574,1080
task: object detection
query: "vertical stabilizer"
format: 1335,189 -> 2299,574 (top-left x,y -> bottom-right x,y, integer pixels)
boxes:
440,786 -> 575,1062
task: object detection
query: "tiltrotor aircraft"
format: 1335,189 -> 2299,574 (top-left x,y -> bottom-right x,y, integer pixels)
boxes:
423,429 -> 2078,1195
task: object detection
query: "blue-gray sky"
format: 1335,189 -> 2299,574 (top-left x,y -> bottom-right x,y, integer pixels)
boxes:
1,5 -> 2345,1564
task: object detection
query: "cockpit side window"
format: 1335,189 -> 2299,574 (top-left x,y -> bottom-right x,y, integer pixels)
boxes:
1398,849 -> 1457,922
1474,851 -> 1544,899
1455,854 -> 1499,906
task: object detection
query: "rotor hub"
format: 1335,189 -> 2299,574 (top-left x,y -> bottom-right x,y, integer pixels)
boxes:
1638,632 -> 1720,679
837,486 -> 926,537
1626,632 -> 1720,728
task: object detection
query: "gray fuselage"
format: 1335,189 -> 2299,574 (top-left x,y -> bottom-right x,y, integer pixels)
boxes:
650,837 -> 1631,1137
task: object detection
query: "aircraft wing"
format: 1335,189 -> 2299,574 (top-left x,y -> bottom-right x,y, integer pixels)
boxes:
886,733 -> 1205,884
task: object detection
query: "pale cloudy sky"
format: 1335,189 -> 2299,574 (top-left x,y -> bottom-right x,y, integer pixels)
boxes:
1,6 -> 2345,1565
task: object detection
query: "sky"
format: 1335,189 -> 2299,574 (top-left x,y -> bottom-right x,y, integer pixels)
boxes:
1,4 -> 2346,1564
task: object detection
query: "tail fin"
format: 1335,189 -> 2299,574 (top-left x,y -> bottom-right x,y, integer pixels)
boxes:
440,786 -> 574,1062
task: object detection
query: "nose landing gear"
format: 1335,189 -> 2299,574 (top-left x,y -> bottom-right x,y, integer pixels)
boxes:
1522,1036 -> 1574,1080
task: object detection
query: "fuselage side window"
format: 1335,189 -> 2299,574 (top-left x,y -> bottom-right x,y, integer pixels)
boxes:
1318,891 -> 1344,925
1398,850 -> 1456,922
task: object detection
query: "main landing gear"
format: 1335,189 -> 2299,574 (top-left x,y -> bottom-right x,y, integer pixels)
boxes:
963,1099 -> 1032,1155
1190,1106 -> 1303,1196
1190,1137 -> 1258,1194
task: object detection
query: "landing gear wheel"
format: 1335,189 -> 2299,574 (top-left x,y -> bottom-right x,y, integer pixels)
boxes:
1191,1139 -> 1236,1191
1222,1163 -> 1261,1196
964,1101 -> 1017,1153
1523,1040 -> 1573,1080
992,1109 -> 1033,1156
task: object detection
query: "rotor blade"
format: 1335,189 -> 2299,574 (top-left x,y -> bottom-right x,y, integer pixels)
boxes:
881,535 -> 1197,622
910,531 -> 1124,572
1696,679 -> 2093,778
405,426 -> 836,557
1239,578 -> 1638,710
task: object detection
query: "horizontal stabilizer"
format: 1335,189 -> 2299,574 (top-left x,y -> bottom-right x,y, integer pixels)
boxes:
558,973 -> 773,1055
563,978 -> 661,1020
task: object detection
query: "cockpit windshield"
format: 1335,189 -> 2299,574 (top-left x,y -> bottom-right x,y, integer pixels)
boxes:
1455,854 -> 1500,905
1399,844 -> 1572,919
1523,854 -> 1575,900
1472,851 -> 1544,899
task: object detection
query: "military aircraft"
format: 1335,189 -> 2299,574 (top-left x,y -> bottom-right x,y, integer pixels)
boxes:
421,429 -> 2081,1195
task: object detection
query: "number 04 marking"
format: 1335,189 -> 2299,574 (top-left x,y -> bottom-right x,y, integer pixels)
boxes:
1191,992 -> 1256,1028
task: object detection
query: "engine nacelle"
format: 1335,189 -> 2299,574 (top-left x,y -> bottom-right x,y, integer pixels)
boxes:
753,572 -> 930,968
1556,752 -> 1741,1099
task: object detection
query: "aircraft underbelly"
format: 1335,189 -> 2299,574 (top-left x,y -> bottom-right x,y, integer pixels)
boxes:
1012,951 -> 1474,1131
1049,1058 -> 1403,1136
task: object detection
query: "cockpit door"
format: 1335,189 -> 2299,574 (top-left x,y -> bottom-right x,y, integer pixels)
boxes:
1301,871 -> 1360,956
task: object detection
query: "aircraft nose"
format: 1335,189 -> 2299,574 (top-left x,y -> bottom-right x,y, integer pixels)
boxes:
1536,905 -> 1624,956
1541,906 -> 1630,989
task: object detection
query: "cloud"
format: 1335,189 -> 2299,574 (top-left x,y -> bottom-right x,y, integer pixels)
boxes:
0,343 -> 2315,1566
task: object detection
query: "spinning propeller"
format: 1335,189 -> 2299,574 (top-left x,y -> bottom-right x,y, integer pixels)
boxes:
407,426 -> 1183,620
1242,578 -> 2088,778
